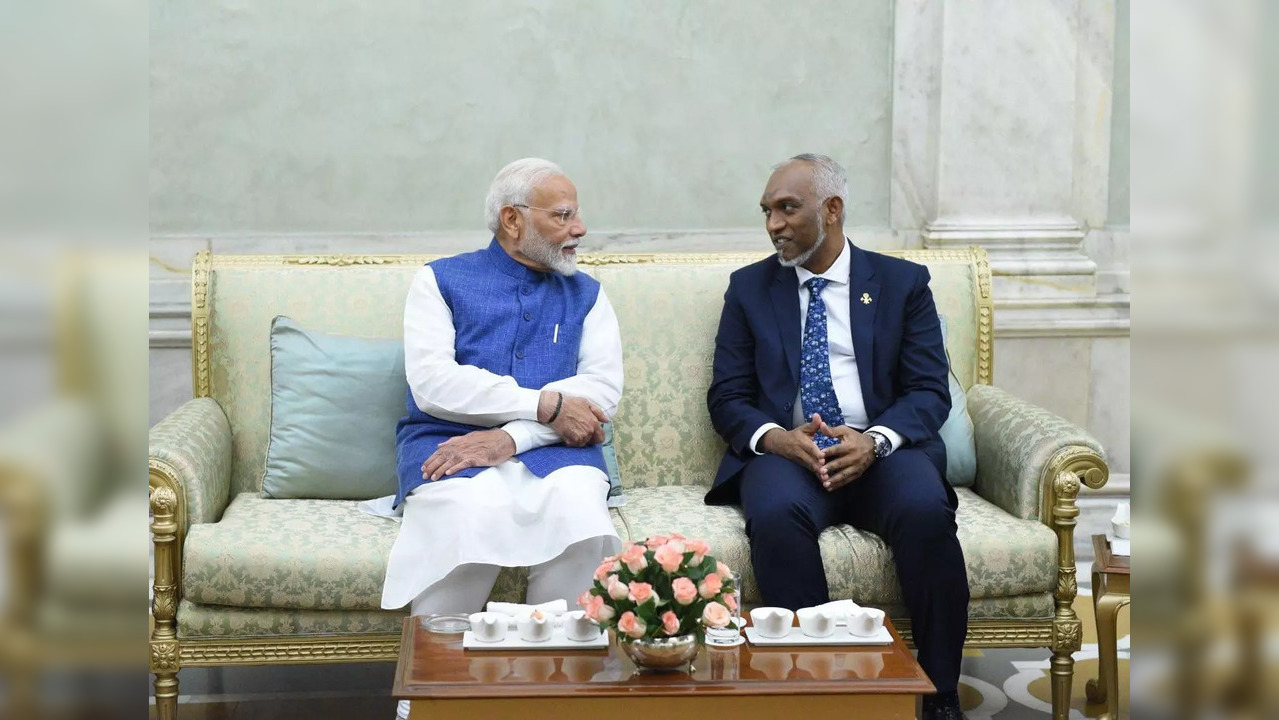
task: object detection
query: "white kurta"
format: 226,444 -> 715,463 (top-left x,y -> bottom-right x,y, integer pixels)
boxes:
365,265 -> 625,610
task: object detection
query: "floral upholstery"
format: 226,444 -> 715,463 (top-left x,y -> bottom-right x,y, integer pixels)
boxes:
176,599 -> 405,638
968,385 -> 1105,520
149,397 -> 233,530
615,485 -> 1056,607
182,491 -> 627,611
866,594 -> 1053,622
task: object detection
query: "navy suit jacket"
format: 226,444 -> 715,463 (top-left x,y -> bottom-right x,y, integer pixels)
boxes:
705,242 -> 954,506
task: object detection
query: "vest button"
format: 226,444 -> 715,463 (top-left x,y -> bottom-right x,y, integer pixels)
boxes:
521,286 -> 531,295
523,312 -> 531,321
784,401 -> 793,411
515,350 -> 525,360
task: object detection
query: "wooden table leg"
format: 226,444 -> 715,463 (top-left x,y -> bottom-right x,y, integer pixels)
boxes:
1088,582 -> 1129,720
1086,569 -> 1107,705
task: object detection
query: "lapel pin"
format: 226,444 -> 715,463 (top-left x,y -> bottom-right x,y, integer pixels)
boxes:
860,292 -> 872,305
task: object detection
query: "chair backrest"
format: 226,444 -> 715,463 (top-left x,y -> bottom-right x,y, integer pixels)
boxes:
194,248 -> 991,494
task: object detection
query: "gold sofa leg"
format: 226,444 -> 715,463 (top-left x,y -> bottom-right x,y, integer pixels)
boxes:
152,665 -> 179,720
150,483 -> 181,719
1049,469 -> 1087,720
1050,650 -> 1075,720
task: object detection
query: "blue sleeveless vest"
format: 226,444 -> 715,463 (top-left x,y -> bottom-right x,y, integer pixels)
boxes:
393,239 -> 606,508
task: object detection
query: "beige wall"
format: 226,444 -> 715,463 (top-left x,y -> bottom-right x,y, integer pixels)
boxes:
151,0 -> 893,234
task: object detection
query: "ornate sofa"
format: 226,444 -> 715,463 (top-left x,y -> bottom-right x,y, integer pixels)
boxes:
148,248 -> 1107,719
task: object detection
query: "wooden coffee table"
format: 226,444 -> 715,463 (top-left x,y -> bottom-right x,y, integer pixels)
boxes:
393,615 -> 934,719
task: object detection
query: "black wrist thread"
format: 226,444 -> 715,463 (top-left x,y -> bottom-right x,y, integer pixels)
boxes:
547,392 -> 564,423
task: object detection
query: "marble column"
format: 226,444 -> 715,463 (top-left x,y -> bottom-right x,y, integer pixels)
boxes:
893,0 -> 1117,300
892,0 -> 1129,481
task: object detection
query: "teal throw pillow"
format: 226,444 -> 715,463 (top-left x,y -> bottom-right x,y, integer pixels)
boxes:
601,422 -> 627,507
937,315 -> 978,487
262,316 -> 405,499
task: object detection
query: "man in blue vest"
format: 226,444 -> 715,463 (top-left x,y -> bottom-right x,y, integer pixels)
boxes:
706,155 -> 969,720
377,159 -> 623,666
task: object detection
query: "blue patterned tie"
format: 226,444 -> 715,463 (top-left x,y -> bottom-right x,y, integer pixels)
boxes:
800,277 -> 845,449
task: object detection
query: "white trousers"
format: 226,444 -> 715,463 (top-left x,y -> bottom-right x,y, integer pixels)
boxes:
378,461 -> 620,611
408,534 -> 616,616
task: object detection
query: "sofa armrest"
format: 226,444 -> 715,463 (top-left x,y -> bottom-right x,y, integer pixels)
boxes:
967,385 -> 1108,521
148,397 -> 231,674
148,397 -> 232,534
967,384 -> 1109,661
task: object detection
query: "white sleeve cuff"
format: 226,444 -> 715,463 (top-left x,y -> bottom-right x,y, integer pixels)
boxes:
518,388 -> 542,422
749,423 -> 785,455
501,421 -> 535,455
866,425 -> 904,455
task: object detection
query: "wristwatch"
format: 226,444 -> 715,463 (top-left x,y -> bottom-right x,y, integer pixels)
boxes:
865,431 -> 891,459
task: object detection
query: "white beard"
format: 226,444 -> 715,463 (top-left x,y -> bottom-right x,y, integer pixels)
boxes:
521,225 -> 578,276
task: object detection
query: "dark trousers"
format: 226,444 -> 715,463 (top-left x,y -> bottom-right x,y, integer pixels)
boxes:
738,449 -> 969,694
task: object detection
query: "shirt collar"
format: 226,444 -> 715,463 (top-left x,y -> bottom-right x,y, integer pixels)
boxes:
794,235 -> 851,287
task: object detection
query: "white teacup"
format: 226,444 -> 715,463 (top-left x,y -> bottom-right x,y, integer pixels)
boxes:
847,607 -> 886,637
1111,518 -> 1130,540
517,610 -> 554,642
749,607 -> 795,638
468,612 -> 508,643
562,610 -> 600,642
796,607 -> 838,638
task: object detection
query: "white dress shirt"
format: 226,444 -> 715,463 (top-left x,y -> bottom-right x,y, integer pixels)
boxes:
748,238 -> 904,455
402,265 -> 625,454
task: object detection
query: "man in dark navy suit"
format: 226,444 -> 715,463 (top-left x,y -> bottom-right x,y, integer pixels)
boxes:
706,154 -> 969,720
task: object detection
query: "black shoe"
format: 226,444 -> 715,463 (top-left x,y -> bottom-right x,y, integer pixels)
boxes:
923,692 -> 967,720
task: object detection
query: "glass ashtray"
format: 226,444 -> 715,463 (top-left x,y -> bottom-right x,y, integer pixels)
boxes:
421,613 -> 471,634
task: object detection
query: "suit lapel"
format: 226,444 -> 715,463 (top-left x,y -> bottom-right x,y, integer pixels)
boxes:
769,264 -> 801,386
848,243 -> 879,407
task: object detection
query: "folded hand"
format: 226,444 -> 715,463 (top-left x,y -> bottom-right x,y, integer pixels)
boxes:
421,429 -> 516,481
760,415 -> 825,475
540,392 -> 607,447
817,419 -> 875,492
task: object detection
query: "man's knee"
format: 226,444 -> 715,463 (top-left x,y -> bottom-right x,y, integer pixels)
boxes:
739,455 -> 828,543
881,493 -> 957,545
745,496 -> 822,544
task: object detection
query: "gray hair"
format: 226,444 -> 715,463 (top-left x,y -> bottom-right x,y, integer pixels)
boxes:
484,158 -> 565,235
782,153 -> 848,222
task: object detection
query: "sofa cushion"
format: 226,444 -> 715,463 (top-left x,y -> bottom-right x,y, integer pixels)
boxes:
184,493 -> 398,610
183,492 -> 629,611
614,486 -> 1056,606
262,316 -> 406,499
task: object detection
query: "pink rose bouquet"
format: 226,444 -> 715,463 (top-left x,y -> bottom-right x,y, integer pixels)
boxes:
579,535 -> 737,642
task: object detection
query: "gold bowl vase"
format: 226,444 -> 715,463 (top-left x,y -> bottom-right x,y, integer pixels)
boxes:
619,634 -> 699,671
